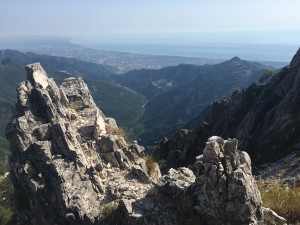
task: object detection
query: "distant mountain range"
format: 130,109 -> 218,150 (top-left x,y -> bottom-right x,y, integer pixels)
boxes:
0,49 -> 117,80
117,57 -> 271,144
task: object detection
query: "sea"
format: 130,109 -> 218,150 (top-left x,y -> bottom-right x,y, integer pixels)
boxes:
72,30 -> 300,62
80,43 -> 297,62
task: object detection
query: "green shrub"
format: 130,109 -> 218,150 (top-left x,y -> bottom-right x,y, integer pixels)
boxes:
0,205 -> 14,225
259,69 -> 276,83
0,165 -> 8,177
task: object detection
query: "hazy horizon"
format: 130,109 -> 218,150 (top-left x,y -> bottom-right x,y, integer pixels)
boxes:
1,0 -> 299,62
0,33 -> 298,62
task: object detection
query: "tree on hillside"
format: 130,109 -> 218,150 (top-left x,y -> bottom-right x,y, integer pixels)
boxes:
259,69 -> 276,83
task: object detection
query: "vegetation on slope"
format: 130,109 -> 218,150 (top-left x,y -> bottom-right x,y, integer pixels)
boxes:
117,64 -> 202,98
0,61 -> 26,157
259,69 -> 277,83
133,57 -> 270,144
258,178 -> 300,224
0,169 -> 14,225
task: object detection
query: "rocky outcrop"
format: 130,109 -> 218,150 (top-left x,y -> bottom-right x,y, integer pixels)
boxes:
144,136 -> 266,225
6,63 -> 277,225
262,207 -> 287,225
260,151 -> 300,184
156,48 -> 300,167
189,136 -> 263,225
6,63 -> 157,225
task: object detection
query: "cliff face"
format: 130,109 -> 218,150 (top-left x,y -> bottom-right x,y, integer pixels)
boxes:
156,48 -> 300,167
5,63 -> 273,225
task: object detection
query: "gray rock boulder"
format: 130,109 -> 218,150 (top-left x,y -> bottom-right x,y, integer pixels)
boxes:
190,136 -> 264,225
262,207 -> 287,225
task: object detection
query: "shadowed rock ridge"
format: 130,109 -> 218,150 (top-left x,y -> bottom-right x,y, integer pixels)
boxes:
156,48 -> 300,168
6,63 -> 280,225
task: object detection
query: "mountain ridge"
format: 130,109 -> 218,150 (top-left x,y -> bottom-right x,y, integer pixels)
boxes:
123,57 -> 271,144
0,49 -> 117,81
155,48 -> 300,167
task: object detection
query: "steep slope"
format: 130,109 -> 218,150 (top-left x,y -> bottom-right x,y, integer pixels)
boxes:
155,48 -> 300,167
136,57 -> 270,144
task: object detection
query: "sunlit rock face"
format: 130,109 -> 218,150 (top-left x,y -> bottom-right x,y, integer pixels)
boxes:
191,136 -> 264,225
6,63 -> 155,225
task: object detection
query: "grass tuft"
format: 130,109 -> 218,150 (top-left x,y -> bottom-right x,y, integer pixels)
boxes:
143,155 -> 159,173
258,178 -> 300,223
100,203 -> 119,221
105,125 -> 127,138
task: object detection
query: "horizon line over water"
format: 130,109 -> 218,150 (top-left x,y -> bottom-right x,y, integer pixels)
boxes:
74,42 -> 297,62
72,30 -> 300,62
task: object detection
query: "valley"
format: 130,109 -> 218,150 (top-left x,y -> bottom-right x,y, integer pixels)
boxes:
0,49 -> 275,152
118,57 -> 271,144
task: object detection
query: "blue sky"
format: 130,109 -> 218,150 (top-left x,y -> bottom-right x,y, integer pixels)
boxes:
1,0 -> 300,45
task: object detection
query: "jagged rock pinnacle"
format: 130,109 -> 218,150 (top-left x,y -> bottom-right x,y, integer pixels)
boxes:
192,137 -> 264,225
25,63 -> 49,88
6,63 -> 156,225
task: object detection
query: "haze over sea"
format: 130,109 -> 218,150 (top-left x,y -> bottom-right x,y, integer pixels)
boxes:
75,42 -> 297,62
72,30 -> 299,62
